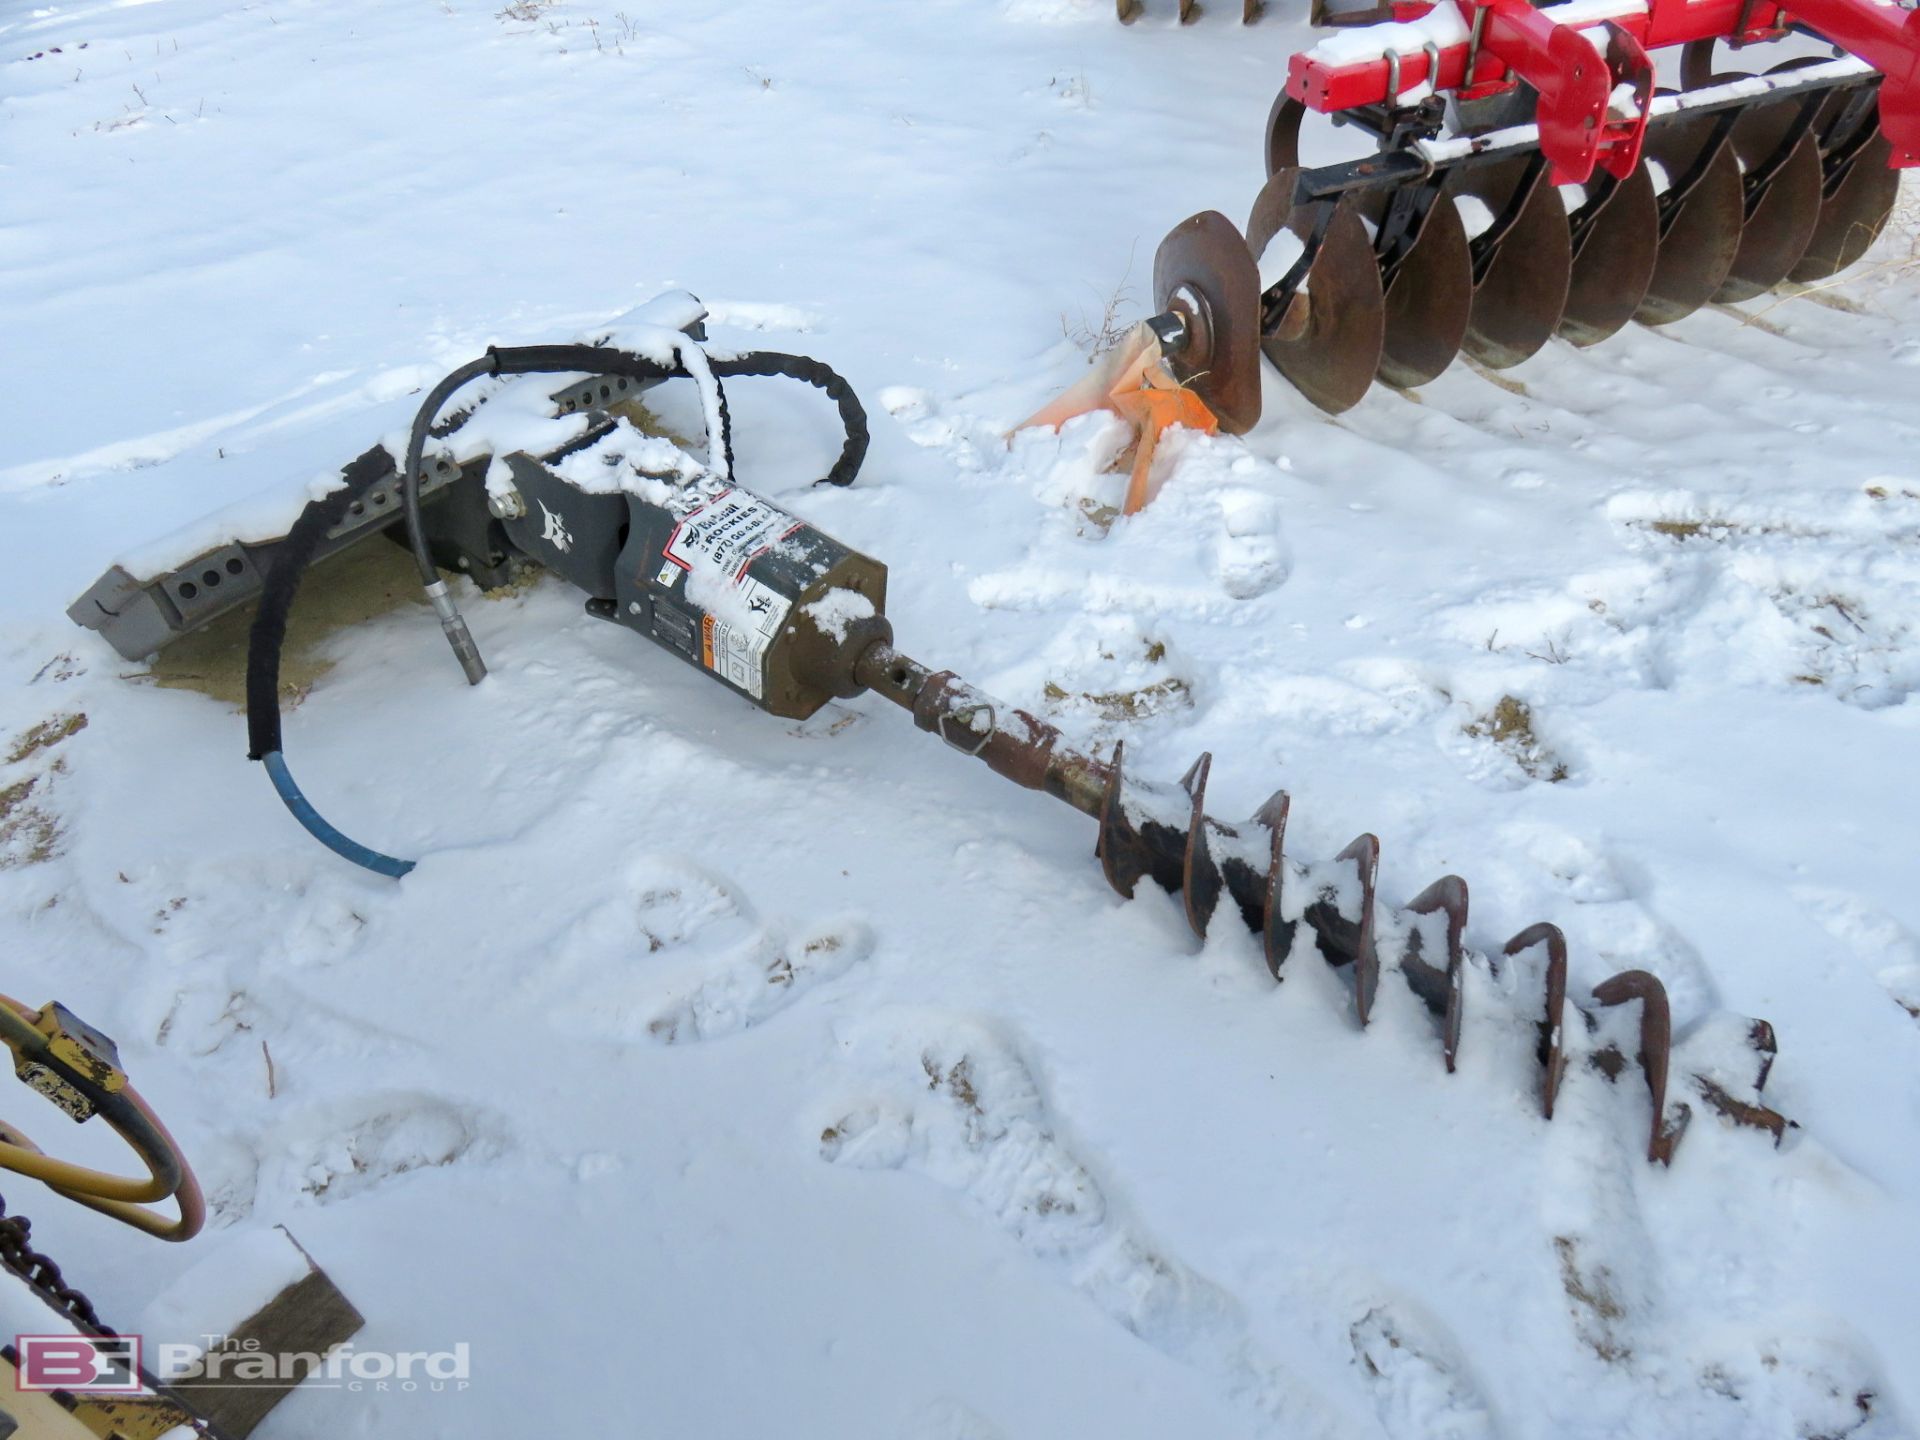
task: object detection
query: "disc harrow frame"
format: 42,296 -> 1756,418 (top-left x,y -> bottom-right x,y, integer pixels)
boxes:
1088,0 -> 1913,425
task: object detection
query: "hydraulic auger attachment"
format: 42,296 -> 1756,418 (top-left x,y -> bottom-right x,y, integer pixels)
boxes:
70,300 -> 1792,1168
1084,0 -> 1914,427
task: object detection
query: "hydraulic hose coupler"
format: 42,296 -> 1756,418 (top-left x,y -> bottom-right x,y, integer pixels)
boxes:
425,579 -> 488,686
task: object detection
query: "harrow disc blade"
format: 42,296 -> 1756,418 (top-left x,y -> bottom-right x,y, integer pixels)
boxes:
1559,166 -> 1659,347
1264,92 -> 1306,179
1451,157 -> 1571,369
1716,96 -> 1826,303
1793,124 -> 1900,283
1152,211 -> 1265,434
1361,189 -> 1473,388
1636,113 -> 1744,325
1248,168 -> 1385,414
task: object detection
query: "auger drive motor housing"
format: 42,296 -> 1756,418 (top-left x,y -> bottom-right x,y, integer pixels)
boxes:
493,452 -> 890,720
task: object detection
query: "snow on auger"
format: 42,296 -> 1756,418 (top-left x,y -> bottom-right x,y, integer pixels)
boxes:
1088,0 -> 1914,426
70,298 -> 1791,1168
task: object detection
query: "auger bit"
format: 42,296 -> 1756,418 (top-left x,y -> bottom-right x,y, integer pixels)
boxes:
855,645 -> 1793,1166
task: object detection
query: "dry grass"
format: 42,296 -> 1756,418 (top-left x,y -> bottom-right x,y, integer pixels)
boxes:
922,1053 -> 982,1115
1043,637 -> 1192,722
1062,250 -> 1139,361
1466,696 -> 1569,783
1555,1236 -> 1631,1363
1628,513 -> 1812,544
7,713 -> 85,766
0,712 -> 86,870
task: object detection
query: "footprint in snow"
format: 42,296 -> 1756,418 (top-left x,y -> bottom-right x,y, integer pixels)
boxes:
1691,1327 -> 1906,1440
645,919 -> 873,1045
819,1012 -> 1358,1440
1792,886 -> 1920,1027
1349,1305 -> 1501,1440
533,857 -> 874,1044
269,1092 -> 501,1205
1212,488 -> 1289,600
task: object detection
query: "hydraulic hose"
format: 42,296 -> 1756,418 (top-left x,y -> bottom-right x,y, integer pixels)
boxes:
245,445 -> 417,878
711,350 -> 869,490
398,342 -> 869,687
246,335 -> 869,881
0,998 -> 204,1242
399,357 -> 497,687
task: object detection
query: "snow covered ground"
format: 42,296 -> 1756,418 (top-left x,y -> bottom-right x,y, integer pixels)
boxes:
4,1 -> 1919,1436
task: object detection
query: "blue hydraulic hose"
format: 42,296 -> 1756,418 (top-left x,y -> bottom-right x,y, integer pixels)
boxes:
261,751 -> 415,879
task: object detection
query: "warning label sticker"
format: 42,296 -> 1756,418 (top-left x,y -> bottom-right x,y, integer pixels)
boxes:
664,488 -> 800,582
663,488 -> 801,700
699,575 -> 791,700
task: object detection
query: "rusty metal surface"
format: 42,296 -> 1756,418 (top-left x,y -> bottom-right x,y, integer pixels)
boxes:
1153,211 -> 1265,434
1591,970 -> 1692,1165
1794,118 -> 1900,282
1254,790 -> 1293,979
1718,132 -> 1823,300
857,639 -> 1796,1166
1226,55 -> 1895,414
1367,187 -> 1476,387
1308,834 -> 1382,1024
1452,156 -> 1573,367
1179,754 -> 1224,938
1708,82 -> 1827,301
1505,923 -> 1570,1120
1638,112 -> 1745,323
1265,93 -> 1306,178
1403,876 -> 1467,1072
1560,165 -> 1660,345
1249,170 -> 1387,413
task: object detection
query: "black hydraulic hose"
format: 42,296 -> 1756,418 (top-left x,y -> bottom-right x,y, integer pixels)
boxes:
397,343 -> 869,686
246,445 -> 417,878
711,350 -> 869,489
247,339 -> 868,881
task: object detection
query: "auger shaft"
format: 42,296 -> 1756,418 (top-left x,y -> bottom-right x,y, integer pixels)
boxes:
853,642 -> 1113,821
853,640 -> 1789,1165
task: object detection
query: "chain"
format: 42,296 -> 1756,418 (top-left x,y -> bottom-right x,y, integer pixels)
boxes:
0,1192 -> 108,1333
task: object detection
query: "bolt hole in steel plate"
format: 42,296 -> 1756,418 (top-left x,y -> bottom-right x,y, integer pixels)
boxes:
1795,100 -> 1899,283
1636,108 -> 1745,324
1248,168 -> 1386,413
1559,165 -> 1660,346
1152,211 -> 1265,434
1449,155 -> 1572,368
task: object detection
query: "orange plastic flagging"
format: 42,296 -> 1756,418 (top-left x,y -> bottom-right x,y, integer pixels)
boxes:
1013,325 -> 1221,514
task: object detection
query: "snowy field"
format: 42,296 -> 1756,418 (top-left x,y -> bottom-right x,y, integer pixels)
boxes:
4,1 -> 1920,1436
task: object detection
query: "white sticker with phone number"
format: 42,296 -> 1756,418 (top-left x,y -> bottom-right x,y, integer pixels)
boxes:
664,488 -> 799,582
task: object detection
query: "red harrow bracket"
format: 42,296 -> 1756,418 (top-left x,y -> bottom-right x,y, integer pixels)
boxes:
1070,0 -> 1914,438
